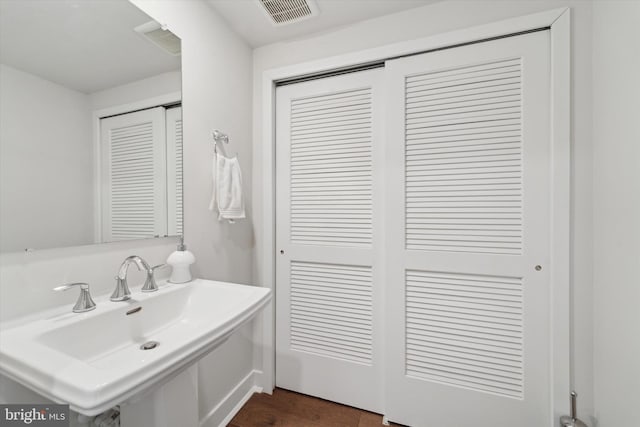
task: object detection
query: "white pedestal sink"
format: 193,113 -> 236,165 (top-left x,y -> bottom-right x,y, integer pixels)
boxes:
0,279 -> 271,425
119,365 -> 199,427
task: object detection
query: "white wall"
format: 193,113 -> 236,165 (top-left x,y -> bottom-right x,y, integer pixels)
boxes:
89,70 -> 181,111
129,0 -> 257,424
131,0 -> 254,285
0,64 -> 94,252
592,2 -> 640,426
0,0 -> 257,425
0,238 -> 176,323
252,0 -> 595,421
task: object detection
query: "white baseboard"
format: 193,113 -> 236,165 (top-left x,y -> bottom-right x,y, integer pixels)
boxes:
199,370 -> 263,427
252,369 -> 275,395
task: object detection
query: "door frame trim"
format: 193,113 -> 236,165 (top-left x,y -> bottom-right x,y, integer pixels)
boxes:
258,8 -> 571,424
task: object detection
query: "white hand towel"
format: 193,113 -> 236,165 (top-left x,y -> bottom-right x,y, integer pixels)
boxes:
209,153 -> 245,222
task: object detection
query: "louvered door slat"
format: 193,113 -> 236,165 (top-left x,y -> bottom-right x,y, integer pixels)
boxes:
290,87 -> 373,247
289,261 -> 373,364
406,59 -> 521,84
291,137 -> 371,147
408,100 -> 521,118
406,270 -> 524,398
292,149 -> 370,160
407,92 -> 522,113
405,58 -> 523,255
291,88 -> 371,105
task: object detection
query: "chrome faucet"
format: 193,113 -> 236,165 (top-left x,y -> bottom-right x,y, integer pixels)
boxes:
111,256 -> 166,301
111,255 -> 151,301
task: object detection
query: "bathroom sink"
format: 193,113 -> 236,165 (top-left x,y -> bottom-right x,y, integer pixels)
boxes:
0,279 -> 271,416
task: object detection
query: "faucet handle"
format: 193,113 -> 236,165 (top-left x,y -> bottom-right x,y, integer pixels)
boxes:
142,264 -> 168,293
152,263 -> 167,272
54,282 -> 90,292
54,282 -> 96,313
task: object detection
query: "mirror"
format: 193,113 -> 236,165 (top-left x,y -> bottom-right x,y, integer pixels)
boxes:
0,0 -> 182,253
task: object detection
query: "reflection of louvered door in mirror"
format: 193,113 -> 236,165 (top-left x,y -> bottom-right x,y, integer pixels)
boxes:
100,106 -> 179,242
166,106 -> 183,237
275,69 -> 385,414
384,30 -> 552,427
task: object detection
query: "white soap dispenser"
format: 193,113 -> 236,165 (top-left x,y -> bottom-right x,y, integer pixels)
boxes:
167,239 -> 195,283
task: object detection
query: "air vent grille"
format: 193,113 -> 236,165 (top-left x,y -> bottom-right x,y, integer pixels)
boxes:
258,0 -> 319,25
134,21 -> 181,56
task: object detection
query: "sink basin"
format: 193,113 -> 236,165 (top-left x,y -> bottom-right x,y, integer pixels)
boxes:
0,279 -> 271,416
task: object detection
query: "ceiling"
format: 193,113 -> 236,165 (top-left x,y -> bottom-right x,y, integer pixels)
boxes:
0,0 -> 181,94
0,0 -> 438,93
206,0 -> 440,48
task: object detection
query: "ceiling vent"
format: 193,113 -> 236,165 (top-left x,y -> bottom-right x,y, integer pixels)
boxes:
257,0 -> 320,26
134,21 -> 181,56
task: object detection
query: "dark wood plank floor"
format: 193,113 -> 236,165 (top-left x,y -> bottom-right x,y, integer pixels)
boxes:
228,388 -> 401,427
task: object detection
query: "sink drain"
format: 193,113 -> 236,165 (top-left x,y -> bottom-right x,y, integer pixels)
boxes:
140,341 -> 159,350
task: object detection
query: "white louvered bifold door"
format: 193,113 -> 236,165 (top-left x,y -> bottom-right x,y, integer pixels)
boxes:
166,106 -> 183,237
384,31 -> 551,427
100,107 -> 167,241
275,69 -> 385,413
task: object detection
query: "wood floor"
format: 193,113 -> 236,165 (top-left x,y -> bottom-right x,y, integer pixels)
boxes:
228,388 -> 401,427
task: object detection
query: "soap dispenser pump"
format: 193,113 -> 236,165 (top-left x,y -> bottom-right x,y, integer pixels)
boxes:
167,238 -> 195,283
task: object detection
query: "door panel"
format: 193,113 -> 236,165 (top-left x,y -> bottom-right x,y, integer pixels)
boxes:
384,31 -> 551,426
275,69 -> 384,413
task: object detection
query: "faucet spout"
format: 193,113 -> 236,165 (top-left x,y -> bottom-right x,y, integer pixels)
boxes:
111,255 -> 151,301
117,255 -> 150,279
